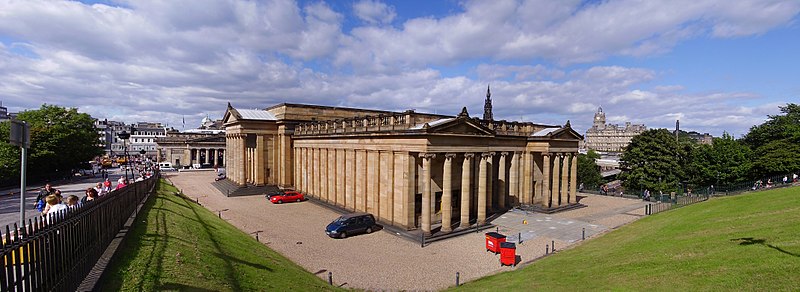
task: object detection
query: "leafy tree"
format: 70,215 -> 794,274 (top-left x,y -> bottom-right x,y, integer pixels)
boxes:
751,139 -> 800,176
619,129 -> 685,193
577,149 -> 602,190
687,133 -> 752,187
0,104 -> 102,184
742,103 -> 800,177
742,103 -> 800,149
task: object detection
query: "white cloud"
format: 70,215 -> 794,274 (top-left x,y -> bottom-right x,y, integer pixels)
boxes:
0,0 -> 796,138
353,0 -> 396,25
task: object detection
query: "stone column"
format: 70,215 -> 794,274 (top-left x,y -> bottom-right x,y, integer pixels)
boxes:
486,154 -> 494,211
240,135 -> 247,186
420,153 -> 435,235
509,152 -> 518,205
552,154 -> 562,206
533,152 -> 543,205
255,135 -> 266,186
477,152 -> 491,225
522,151 -> 531,204
561,153 -> 570,206
205,148 -> 211,165
441,153 -> 455,233
541,153 -> 551,207
570,152 -> 578,203
195,148 -> 201,166
498,152 -> 507,209
459,153 -> 473,228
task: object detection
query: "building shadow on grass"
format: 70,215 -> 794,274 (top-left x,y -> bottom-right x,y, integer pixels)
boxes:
158,282 -> 218,291
730,237 -> 800,257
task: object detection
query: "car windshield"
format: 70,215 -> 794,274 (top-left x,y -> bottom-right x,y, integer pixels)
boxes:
333,216 -> 348,223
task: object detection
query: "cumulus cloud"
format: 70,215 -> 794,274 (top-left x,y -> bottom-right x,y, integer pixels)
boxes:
353,0 -> 396,25
0,0 -> 796,138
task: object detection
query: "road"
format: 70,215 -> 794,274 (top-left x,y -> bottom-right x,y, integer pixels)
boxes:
0,168 -> 129,229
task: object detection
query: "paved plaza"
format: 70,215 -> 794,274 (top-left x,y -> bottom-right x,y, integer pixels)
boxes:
168,172 -> 648,290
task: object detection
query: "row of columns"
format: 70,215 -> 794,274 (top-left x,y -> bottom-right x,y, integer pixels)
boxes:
293,147 -> 412,227
192,148 -> 224,166
291,147 -> 577,233
419,151 -> 578,235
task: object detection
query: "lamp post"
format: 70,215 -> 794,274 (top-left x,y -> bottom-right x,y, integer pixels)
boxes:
117,130 -> 131,182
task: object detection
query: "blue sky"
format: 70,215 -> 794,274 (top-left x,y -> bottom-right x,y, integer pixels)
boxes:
0,0 -> 798,137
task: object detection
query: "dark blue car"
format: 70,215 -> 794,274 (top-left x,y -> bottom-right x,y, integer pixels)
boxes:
325,213 -> 376,239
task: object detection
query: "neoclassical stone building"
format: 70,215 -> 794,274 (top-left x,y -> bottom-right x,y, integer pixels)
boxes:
223,98 -> 582,233
584,107 -> 646,153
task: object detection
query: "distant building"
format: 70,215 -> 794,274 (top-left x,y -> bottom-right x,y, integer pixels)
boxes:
95,119 -> 128,157
584,107 -> 646,153
680,130 -> 714,145
0,101 -> 8,120
156,115 -> 226,168
130,122 -> 168,158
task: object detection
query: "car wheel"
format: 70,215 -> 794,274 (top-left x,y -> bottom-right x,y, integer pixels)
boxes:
365,227 -> 372,234
277,200 -> 283,204
296,198 -> 301,202
340,232 -> 347,239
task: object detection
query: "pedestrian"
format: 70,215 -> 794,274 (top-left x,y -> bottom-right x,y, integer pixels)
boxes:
82,188 -> 98,204
34,183 -> 57,212
116,177 -> 128,190
43,194 -> 67,215
102,178 -> 112,194
66,195 -> 80,207
794,173 -> 798,183
783,175 -> 788,184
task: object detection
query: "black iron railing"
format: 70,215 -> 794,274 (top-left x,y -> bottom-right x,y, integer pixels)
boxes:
0,173 -> 158,291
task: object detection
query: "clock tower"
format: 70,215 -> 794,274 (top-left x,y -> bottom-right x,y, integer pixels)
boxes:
592,106 -> 606,129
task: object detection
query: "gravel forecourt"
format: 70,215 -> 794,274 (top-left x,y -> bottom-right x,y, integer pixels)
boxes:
167,171 -> 648,291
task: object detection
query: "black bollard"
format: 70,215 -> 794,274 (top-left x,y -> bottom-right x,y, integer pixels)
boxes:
582,228 -> 585,240
218,211 -> 221,218
328,271 -> 332,285
552,240 -> 555,252
496,226 -> 499,233
456,272 -> 460,286
546,244 -> 549,254
255,233 -> 259,242
519,232 -> 522,244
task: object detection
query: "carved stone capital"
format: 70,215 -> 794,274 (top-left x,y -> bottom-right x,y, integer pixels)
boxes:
444,153 -> 457,159
481,152 -> 495,159
499,151 -> 509,157
419,153 -> 437,160
463,153 -> 475,159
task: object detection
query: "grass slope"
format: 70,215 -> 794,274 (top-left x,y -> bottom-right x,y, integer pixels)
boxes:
455,187 -> 800,291
101,180 -> 338,291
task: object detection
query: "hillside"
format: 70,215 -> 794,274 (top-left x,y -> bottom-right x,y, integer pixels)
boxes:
455,186 -> 800,291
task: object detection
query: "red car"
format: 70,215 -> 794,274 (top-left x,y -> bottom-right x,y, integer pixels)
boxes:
269,191 -> 305,204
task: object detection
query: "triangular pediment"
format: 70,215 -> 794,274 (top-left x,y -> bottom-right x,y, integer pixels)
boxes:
222,102 -> 240,125
425,117 -> 495,136
547,127 -> 584,140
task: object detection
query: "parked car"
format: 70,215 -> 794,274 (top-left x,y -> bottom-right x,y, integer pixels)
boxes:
158,162 -> 177,171
269,191 -> 304,204
325,213 -> 377,239
264,190 -> 285,200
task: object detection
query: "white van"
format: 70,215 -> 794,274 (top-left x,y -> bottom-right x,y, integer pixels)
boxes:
158,162 -> 177,171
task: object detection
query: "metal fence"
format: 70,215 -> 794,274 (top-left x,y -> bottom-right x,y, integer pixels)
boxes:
644,194 -> 709,215
0,174 -> 158,291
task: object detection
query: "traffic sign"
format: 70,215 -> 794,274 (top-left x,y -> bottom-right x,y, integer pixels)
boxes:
9,120 -> 30,149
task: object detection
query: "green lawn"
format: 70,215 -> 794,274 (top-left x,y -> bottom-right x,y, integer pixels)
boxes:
455,186 -> 800,291
101,179 -> 338,291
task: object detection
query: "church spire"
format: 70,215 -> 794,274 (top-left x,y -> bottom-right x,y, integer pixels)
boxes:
483,84 -> 493,121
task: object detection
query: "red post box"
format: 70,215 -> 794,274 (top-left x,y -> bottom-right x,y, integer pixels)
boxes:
485,232 -> 506,254
500,242 -> 516,266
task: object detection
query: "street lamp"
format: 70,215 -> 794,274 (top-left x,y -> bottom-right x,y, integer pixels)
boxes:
118,130 -> 130,182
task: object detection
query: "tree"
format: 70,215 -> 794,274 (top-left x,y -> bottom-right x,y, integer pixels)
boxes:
687,133 -> 752,187
0,104 -> 102,185
742,103 -> 800,177
619,129 -> 686,194
742,103 -> 800,150
577,149 -> 602,190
